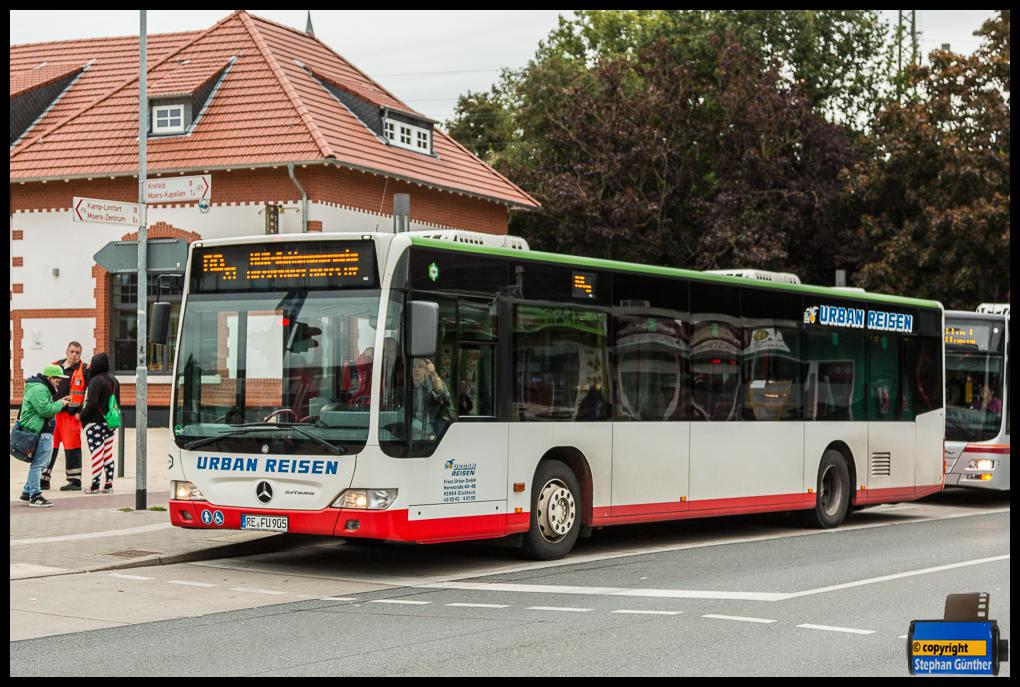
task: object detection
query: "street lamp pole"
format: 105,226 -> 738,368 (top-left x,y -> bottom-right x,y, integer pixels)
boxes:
136,9 -> 148,511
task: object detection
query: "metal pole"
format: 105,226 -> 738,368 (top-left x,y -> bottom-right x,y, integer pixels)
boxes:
911,10 -> 918,66
136,10 -> 148,511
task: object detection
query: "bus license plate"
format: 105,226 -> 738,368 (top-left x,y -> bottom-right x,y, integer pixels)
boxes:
241,515 -> 288,532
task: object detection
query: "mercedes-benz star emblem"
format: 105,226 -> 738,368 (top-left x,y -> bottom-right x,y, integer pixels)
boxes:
256,481 -> 273,504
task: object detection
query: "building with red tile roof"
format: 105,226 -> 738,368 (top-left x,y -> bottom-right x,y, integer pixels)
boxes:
9,10 -> 538,414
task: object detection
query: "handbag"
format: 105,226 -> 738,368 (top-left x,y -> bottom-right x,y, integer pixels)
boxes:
10,421 -> 40,464
105,394 -> 122,430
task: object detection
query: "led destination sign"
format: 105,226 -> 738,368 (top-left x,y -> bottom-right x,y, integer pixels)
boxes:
191,241 -> 377,292
572,271 -> 597,299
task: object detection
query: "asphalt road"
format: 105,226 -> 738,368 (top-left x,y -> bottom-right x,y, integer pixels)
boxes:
10,489 -> 1010,676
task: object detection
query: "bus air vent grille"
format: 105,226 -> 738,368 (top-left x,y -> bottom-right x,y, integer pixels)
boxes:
871,452 -> 892,477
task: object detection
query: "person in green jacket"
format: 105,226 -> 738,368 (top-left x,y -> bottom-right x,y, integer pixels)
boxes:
18,364 -> 71,507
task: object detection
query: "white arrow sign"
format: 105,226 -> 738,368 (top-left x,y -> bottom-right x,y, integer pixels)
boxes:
144,174 -> 211,204
72,197 -> 142,226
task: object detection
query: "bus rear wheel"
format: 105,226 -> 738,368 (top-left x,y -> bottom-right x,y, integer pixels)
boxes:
520,460 -> 581,561
797,449 -> 850,529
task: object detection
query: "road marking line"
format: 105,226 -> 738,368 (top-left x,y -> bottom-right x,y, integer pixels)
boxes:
418,581 -> 785,602
797,624 -> 875,635
320,597 -> 358,602
229,587 -> 287,596
369,599 -> 431,605
167,580 -> 218,588
10,523 -> 174,546
446,603 -> 510,609
782,554 -> 1010,599
108,573 -> 154,581
194,507 -> 1008,590
703,614 -> 776,624
527,606 -> 592,613
612,610 -> 683,616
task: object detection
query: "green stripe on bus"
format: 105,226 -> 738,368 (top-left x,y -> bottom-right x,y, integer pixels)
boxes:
409,237 -> 943,310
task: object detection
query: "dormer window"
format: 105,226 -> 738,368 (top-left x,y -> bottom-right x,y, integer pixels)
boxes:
383,116 -> 431,153
152,103 -> 186,135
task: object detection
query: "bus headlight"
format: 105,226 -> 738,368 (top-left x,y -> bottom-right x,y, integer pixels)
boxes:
333,489 -> 398,510
173,481 -> 206,501
967,459 -> 996,471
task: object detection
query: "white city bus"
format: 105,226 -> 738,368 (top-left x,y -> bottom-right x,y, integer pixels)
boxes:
943,305 -> 1010,490
166,231 -> 945,559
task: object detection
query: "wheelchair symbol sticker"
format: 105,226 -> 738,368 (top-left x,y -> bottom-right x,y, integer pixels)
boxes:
213,511 -> 224,526
201,509 -> 213,525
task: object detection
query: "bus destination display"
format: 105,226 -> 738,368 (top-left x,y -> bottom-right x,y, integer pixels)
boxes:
572,271 -> 596,299
945,321 -> 1003,352
191,241 -> 376,292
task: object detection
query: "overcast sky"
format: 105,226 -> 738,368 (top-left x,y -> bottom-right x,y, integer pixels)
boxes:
10,10 -> 998,123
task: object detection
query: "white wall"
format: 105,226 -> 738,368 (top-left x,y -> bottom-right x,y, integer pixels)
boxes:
20,317 -> 95,380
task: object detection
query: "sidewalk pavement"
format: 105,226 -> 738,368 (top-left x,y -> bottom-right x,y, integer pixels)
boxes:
10,427 -> 294,581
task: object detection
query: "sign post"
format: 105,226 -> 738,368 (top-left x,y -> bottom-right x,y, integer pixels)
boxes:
72,197 -> 141,226
144,175 -> 211,204
136,10 -> 148,511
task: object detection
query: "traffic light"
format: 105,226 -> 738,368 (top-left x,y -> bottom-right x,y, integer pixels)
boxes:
284,319 -> 321,354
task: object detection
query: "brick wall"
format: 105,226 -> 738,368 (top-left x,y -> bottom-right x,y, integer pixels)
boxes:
11,166 -> 511,234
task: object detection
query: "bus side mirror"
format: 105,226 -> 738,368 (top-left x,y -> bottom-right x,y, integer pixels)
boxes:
407,301 -> 439,358
150,301 -> 172,345
149,273 -> 182,346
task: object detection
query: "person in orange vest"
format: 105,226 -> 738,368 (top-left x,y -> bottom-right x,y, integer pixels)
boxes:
42,341 -> 88,491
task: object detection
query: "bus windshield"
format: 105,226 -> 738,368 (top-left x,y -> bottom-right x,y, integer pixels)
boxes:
945,351 -> 1004,442
173,290 -> 380,454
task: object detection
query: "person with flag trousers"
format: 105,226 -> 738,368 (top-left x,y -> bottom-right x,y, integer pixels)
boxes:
18,365 -> 72,507
78,352 -> 121,494
42,341 -> 88,491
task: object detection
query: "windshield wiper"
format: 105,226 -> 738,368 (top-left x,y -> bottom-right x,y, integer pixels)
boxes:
182,423 -> 346,454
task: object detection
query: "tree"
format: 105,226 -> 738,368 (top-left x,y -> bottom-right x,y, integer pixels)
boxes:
499,37 -> 861,281
849,11 -> 1010,308
444,90 -> 513,163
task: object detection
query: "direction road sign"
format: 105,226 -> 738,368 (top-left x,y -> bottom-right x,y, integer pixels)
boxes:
94,238 -> 188,274
145,175 -> 211,204
72,197 -> 141,226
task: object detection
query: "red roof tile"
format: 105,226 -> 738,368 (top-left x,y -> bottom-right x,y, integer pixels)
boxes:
10,61 -> 86,97
9,11 -> 538,208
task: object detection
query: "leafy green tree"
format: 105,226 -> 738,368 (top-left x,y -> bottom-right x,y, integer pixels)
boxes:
850,11 -> 1010,308
444,90 -> 513,163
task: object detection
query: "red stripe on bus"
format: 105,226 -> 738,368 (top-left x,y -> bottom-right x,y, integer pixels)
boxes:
170,483 -> 943,542
169,501 -> 530,544
853,484 -> 944,505
593,492 -> 816,526
962,445 -> 1010,454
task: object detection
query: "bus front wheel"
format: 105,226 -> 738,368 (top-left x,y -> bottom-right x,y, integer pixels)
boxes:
520,460 -> 581,560
797,449 -> 850,529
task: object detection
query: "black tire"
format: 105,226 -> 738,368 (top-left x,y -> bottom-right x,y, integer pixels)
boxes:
797,449 -> 851,529
520,460 -> 582,560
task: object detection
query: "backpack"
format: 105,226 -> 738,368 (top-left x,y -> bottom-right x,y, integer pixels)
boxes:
105,394 -> 122,429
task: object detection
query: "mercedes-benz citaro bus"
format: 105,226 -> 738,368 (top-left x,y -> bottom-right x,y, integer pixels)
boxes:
943,305 -> 1010,490
165,230 -> 946,560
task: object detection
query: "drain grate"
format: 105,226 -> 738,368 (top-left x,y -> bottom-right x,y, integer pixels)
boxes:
105,549 -> 162,558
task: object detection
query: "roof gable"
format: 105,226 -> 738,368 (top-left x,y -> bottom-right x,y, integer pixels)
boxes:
9,11 -> 538,208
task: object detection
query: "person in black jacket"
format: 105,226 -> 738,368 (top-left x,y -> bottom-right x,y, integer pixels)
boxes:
79,352 -> 121,494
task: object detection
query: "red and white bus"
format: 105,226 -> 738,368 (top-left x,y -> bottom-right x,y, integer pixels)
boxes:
943,305 -> 1010,490
166,231 -> 945,559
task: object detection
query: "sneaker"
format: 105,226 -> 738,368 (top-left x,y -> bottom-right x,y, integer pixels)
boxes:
84,481 -> 102,495
59,481 -> 82,492
19,492 -> 30,502
102,483 -> 114,494
28,494 -> 54,508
